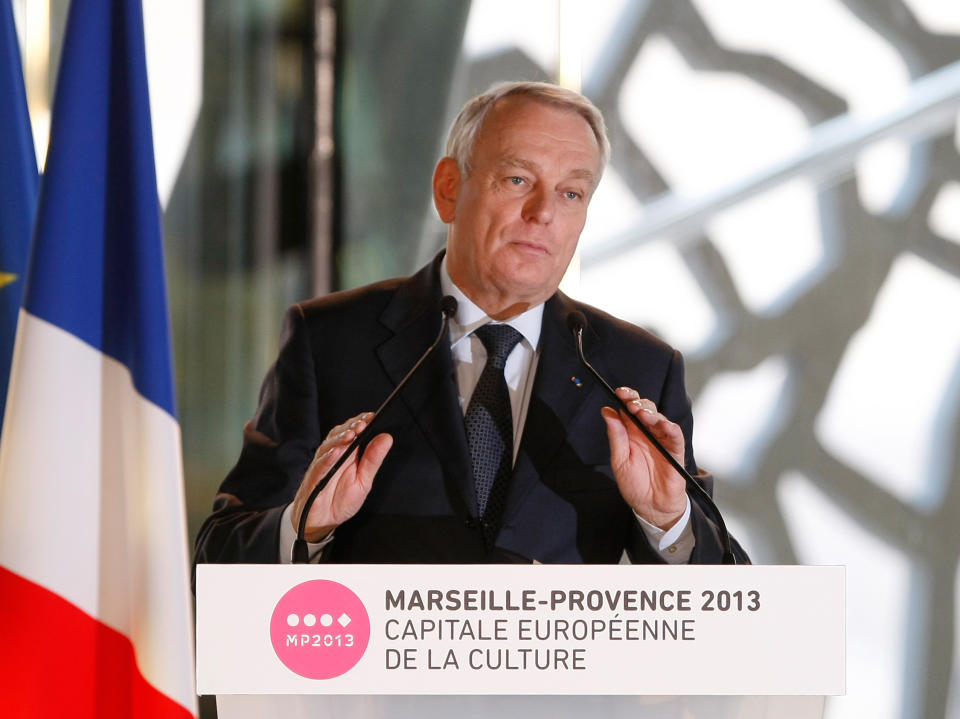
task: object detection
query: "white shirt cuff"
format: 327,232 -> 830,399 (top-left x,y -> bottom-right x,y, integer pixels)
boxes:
279,503 -> 335,563
634,495 -> 694,564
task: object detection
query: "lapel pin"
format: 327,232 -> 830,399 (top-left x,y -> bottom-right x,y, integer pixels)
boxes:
570,376 -> 583,388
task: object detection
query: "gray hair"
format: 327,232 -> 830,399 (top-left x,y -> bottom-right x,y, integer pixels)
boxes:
444,81 -> 610,176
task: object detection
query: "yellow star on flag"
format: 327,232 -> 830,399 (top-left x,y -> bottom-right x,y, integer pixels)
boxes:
0,273 -> 18,288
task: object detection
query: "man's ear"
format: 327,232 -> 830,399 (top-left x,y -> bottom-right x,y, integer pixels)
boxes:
432,157 -> 461,223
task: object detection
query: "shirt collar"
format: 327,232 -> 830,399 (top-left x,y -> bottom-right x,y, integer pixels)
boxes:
440,255 -> 544,351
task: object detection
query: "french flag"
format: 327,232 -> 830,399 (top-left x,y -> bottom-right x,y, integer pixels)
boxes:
0,0 -> 197,716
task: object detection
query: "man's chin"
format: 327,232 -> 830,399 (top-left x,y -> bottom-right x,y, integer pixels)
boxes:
495,276 -> 559,308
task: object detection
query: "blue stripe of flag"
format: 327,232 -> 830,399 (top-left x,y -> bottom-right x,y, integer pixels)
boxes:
0,0 -> 39,428
23,0 -> 176,418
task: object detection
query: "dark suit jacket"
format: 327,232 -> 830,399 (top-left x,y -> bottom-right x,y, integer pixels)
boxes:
194,254 -> 747,566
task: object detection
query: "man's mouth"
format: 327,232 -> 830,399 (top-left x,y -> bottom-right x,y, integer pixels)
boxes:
510,240 -> 550,255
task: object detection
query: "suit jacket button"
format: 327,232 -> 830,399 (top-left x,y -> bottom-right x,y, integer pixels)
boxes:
465,518 -> 477,530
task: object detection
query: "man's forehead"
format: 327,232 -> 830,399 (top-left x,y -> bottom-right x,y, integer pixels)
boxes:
486,95 -> 592,135
480,100 -> 601,165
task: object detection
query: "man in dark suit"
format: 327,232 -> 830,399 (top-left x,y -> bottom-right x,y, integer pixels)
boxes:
194,81 -> 748,567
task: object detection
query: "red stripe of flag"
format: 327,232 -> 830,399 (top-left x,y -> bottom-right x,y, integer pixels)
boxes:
0,566 -> 194,718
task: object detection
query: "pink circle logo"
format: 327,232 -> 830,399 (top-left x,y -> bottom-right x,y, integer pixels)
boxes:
270,579 -> 371,679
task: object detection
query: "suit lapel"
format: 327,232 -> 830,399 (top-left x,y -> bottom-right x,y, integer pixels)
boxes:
374,257 -> 475,514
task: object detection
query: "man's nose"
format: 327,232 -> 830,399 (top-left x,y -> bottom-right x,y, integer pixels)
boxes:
521,188 -> 554,224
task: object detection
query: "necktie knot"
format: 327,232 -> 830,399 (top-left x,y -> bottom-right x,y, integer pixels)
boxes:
474,324 -> 523,370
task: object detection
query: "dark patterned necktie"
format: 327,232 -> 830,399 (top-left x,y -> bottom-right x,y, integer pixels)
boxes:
465,324 -> 523,546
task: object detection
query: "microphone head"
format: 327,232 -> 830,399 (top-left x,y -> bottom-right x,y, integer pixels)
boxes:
440,295 -> 458,319
566,310 -> 587,334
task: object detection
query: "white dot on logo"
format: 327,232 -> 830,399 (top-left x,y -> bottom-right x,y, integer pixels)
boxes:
320,613 -> 334,627
286,614 -> 300,627
338,613 -> 352,627
303,614 -> 317,627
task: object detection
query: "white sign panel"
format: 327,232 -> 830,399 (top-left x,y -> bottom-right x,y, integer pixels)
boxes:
196,564 -> 844,696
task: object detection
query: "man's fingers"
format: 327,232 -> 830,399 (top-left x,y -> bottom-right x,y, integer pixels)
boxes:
354,433 -> 394,491
602,404 -> 659,452
306,445 -> 343,484
615,387 -> 657,418
607,387 -> 687,468
317,411 -> 375,455
615,386 -> 642,402
601,406 -> 629,462
613,387 -> 681,442
308,410 -> 378,476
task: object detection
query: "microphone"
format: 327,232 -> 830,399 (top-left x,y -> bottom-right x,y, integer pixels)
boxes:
292,295 -> 459,562
566,311 -> 737,564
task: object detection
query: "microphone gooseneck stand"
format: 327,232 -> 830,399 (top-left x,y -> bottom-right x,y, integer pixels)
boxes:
291,296 -> 458,563
566,311 -> 736,565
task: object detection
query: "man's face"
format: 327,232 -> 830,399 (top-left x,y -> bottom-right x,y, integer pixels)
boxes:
436,97 -> 602,318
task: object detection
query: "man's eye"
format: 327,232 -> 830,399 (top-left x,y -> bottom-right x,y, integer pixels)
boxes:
508,176 -> 525,185
564,191 -> 582,200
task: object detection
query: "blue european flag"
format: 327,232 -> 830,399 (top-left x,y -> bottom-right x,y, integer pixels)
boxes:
0,0 -> 39,429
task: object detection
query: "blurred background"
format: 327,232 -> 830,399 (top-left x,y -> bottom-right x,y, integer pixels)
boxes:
12,0 -> 960,717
